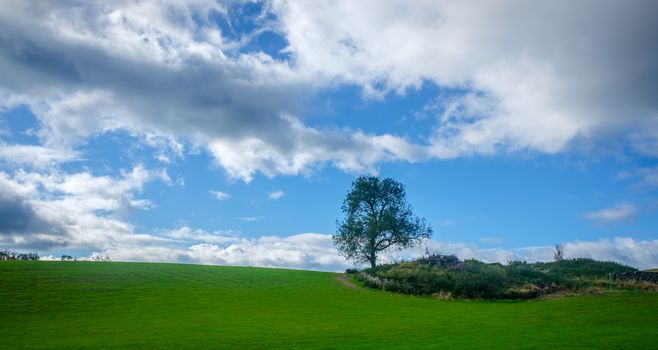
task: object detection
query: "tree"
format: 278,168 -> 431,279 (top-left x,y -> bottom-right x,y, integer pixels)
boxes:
553,244 -> 564,261
333,176 -> 432,269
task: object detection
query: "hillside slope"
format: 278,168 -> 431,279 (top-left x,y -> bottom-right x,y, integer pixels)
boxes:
1,261 -> 657,349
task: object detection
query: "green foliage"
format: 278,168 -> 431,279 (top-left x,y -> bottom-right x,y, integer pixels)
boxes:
333,176 -> 432,268
414,253 -> 460,267
1,261 -> 658,349
360,256 -> 640,299
451,260 -> 508,299
533,258 -> 636,278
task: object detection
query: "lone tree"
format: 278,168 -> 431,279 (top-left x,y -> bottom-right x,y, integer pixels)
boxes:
553,244 -> 564,261
333,176 -> 432,268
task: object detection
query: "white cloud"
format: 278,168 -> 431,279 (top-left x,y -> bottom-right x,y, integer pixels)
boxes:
209,190 -> 231,201
39,255 -> 60,261
401,237 -> 658,270
101,232 -> 349,272
95,233 -> 658,271
1,1 -> 655,182
0,166 -> 168,250
583,203 -> 637,223
0,1 -> 424,182
560,237 -> 658,270
268,189 -> 284,200
167,226 -> 238,244
273,0 -> 658,158
205,122 -> 420,182
0,142 -> 79,168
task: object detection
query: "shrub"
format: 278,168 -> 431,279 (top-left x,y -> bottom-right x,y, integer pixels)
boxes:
414,254 -> 460,267
534,258 -> 636,278
359,256 -> 641,299
451,260 -> 508,299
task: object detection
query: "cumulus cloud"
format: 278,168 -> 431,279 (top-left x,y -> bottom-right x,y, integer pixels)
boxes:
268,189 -> 284,200
0,174 -> 58,246
273,0 -> 658,158
97,231 -> 349,272
0,0 -> 422,182
398,237 -> 658,270
85,231 -> 658,271
0,1 -> 655,182
583,203 -> 637,223
559,237 -> 658,270
0,166 -> 169,250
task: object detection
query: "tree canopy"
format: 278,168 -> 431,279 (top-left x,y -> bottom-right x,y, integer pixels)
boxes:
333,176 -> 432,268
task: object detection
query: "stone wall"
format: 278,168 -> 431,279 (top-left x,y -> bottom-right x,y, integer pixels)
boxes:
609,271 -> 658,283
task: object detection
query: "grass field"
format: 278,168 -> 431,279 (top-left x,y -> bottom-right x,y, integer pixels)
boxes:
1,261 -> 657,349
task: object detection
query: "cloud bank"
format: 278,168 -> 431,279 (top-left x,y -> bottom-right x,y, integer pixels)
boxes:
0,166 -> 169,250
0,0 -> 656,181
38,231 -> 658,272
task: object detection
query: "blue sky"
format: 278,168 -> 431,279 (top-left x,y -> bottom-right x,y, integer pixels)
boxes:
0,1 -> 657,270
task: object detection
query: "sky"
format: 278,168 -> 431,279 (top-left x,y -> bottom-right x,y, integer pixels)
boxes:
0,0 -> 657,271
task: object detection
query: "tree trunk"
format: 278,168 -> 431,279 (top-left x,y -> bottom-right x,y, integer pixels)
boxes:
369,254 -> 377,269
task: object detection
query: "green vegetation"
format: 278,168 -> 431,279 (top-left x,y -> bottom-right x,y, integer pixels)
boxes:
1,261 -> 657,349
359,255 -> 640,299
334,176 -> 432,268
646,268 -> 658,273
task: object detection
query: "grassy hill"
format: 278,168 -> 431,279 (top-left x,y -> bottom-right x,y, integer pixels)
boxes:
1,261 -> 657,349
646,268 -> 658,273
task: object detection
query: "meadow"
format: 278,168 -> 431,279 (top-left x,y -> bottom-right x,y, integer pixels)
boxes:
1,261 -> 657,349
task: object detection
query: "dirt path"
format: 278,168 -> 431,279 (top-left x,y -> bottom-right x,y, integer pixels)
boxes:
335,273 -> 358,289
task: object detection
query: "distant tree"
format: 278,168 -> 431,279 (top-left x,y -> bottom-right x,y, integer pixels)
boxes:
0,249 -> 38,260
554,244 -> 564,261
333,176 -> 432,269
91,254 -> 112,262
61,255 -> 73,261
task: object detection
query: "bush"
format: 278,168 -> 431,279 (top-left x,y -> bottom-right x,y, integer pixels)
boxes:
359,256 -> 640,299
450,260 -> 508,298
414,254 -> 460,267
534,258 -> 636,278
